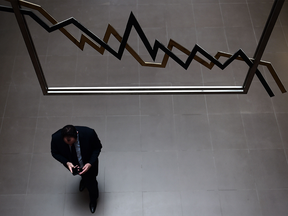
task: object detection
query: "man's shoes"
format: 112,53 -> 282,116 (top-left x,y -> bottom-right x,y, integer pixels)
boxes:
89,201 -> 97,213
79,179 -> 85,192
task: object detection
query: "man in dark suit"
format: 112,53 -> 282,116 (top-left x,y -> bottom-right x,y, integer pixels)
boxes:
51,125 -> 102,213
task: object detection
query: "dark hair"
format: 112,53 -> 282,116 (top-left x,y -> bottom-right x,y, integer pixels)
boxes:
61,125 -> 77,139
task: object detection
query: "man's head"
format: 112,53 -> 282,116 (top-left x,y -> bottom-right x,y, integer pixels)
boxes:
61,125 -> 77,146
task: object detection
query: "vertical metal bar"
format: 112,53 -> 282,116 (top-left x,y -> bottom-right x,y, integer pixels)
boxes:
10,0 -> 48,95
243,0 -> 285,93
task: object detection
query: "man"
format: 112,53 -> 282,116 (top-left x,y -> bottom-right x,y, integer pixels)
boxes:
51,125 -> 102,213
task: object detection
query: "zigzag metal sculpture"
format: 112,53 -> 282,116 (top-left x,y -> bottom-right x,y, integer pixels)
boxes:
0,0 -> 286,96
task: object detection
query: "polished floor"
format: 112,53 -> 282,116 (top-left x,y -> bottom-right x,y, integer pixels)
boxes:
1,0 -> 288,215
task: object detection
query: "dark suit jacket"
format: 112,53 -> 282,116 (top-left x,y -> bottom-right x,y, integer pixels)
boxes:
51,126 -> 102,171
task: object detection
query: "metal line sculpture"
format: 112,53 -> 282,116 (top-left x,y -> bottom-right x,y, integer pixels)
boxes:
0,0 -> 286,96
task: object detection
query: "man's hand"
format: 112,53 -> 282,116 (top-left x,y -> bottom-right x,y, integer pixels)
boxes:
79,163 -> 91,175
66,162 -> 75,173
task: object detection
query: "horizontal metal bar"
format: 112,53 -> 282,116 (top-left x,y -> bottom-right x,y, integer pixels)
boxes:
48,86 -> 243,91
47,91 -> 245,95
47,86 -> 244,95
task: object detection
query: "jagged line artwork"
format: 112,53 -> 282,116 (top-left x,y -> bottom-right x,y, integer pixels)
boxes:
0,0 -> 286,96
